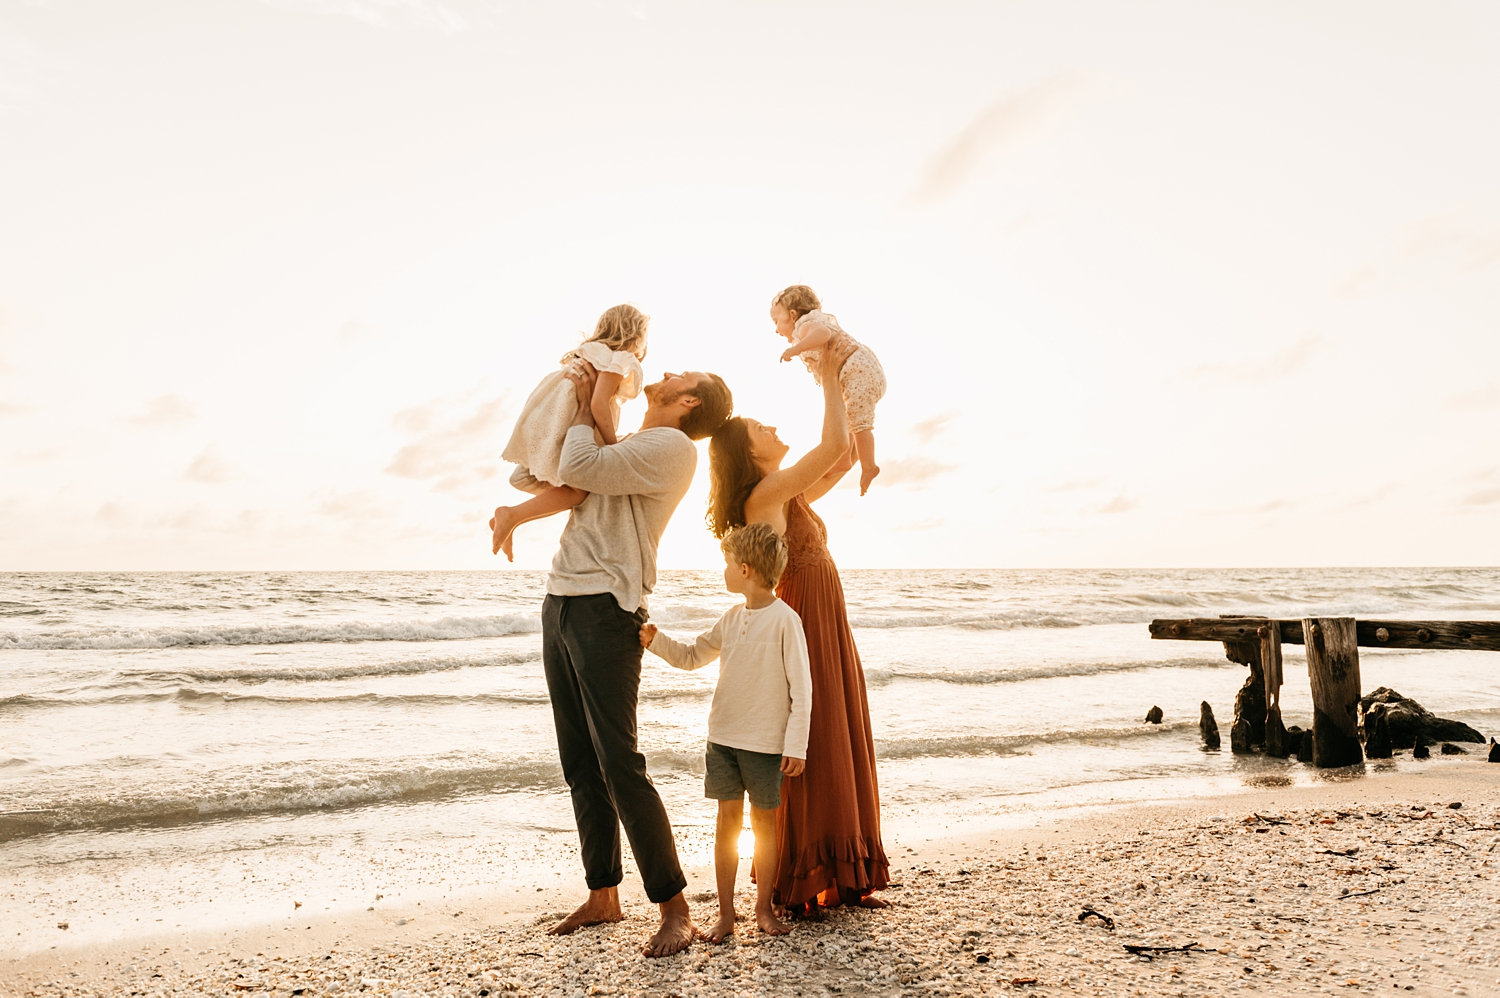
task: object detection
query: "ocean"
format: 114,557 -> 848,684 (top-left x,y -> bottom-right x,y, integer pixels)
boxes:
3,568 -> 1498,951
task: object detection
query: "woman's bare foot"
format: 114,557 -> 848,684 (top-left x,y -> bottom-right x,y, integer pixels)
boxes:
755,906 -> 792,935
856,892 -> 890,909
700,911 -> 736,943
547,887 -> 623,935
858,462 -> 880,496
643,893 -> 695,958
489,507 -> 517,561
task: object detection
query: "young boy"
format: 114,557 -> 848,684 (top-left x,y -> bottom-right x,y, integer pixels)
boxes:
639,522 -> 812,942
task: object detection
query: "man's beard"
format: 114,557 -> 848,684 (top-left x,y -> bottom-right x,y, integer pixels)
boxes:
645,382 -> 685,406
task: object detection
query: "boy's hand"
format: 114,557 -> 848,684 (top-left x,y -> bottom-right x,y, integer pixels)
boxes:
639,623 -> 658,648
780,756 -> 805,777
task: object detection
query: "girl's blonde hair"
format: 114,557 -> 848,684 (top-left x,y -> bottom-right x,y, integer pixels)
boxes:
772,285 -> 821,321
575,303 -> 649,361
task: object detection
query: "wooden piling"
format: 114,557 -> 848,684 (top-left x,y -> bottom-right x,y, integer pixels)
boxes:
1303,616 -> 1363,768
1260,621 -> 1290,757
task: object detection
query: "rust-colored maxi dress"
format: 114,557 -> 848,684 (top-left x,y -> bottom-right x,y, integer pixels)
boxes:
772,494 -> 890,909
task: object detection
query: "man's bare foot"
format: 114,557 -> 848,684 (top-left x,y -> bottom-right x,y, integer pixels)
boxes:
755,907 -> 791,935
856,892 -> 890,909
858,463 -> 880,496
643,894 -> 695,958
547,887 -> 623,935
700,911 -> 736,943
489,507 -> 517,561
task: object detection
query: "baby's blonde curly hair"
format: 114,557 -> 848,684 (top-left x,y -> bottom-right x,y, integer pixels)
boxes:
771,285 -> 821,321
572,303 -> 649,361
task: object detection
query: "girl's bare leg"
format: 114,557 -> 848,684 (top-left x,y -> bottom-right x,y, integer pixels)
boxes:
704,800 -> 743,943
854,429 -> 879,495
750,805 -> 791,935
490,485 -> 586,561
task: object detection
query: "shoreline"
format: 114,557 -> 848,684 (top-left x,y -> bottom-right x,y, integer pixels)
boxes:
6,763 -> 1499,996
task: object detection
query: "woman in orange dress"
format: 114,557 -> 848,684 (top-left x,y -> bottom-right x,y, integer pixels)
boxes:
705,340 -> 889,911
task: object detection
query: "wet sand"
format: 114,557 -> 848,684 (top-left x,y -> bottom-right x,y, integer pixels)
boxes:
4,764 -> 1498,997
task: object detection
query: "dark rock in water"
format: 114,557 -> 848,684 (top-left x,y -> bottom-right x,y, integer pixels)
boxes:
1265,706 -> 1290,759
1413,733 -> 1430,760
1440,743 -> 1467,755
1358,687 -> 1485,748
1285,724 -> 1308,762
1145,706 -> 1163,725
1489,739 -> 1500,763
1200,701 -> 1221,750
1230,718 -> 1252,755
1363,703 -> 1393,759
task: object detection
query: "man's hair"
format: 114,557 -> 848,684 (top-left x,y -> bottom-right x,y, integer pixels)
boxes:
679,372 -> 732,441
721,522 -> 788,590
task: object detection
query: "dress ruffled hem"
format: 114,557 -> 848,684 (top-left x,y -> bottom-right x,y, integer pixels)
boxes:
775,835 -> 890,910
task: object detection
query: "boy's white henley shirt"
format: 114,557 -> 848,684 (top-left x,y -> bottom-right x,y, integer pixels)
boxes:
648,599 -> 813,760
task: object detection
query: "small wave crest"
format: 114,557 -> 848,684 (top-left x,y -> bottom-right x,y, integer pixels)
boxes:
875,721 -> 1196,761
864,657 -> 1230,687
0,615 -> 540,651
119,651 -> 538,684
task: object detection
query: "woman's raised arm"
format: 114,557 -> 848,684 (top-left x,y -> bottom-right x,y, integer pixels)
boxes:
744,337 -> 853,519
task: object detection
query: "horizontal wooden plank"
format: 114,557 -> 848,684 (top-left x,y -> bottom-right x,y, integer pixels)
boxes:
1149,618 -> 1500,652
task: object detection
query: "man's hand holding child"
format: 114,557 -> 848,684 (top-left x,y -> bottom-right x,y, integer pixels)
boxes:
639,623 -> 658,648
780,756 -> 805,777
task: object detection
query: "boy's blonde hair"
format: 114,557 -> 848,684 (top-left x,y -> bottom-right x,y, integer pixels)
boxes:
578,303 -> 649,360
721,522 -> 788,589
772,285 -> 820,321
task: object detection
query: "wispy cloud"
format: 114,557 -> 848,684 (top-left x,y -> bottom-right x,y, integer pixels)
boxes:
892,517 -> 946,533
387,392 -> 511,497
1188,333 -> 1325,383
1337,210 -> 1500,297
909,411 -> 958,445
185,448 -> 234,484
1448,382 -> 1499,412
255,0 -> 470,31
910,75 -> 1079,204
875,456 -> 958,489
1462,486 -> 1500,507
130,394 -> 198,428
1098,495 -> 1137,515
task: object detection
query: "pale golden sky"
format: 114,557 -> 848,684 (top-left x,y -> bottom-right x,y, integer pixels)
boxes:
2,0 -> 1497,570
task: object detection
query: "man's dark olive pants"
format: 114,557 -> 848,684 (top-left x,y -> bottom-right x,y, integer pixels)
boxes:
542,593 -> 686,904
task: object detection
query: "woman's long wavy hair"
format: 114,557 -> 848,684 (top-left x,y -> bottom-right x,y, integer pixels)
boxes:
706,417 -> 762,539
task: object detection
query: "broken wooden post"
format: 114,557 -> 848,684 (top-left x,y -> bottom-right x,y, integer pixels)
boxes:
1304,616 -> 1363,768
1260,621 -> 1289,758
1224,633 -> 1265,753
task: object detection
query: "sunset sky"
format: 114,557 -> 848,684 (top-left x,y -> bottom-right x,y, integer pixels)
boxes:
2,0 -> 1497,571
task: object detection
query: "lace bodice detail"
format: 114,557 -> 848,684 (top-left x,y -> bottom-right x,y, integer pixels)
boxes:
781,494 -> 832,579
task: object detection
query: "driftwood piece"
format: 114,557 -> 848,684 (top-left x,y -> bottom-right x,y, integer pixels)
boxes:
1123,942 -> 1205,960
1078,906 -> 1114,929
1199,701 -> 1221,750
1305,617 -> 1363,768
1150,617 -> 1500,651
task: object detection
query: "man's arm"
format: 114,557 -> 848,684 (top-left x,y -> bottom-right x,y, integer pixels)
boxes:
646,615 -> 725,671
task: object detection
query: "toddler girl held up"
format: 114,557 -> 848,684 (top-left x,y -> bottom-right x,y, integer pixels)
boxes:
490,304 -> 648,561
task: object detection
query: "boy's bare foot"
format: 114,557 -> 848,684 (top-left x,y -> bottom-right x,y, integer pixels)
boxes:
755,907 -> 791,935
858,463 -> 880,496
856,893 -> 890,909
489,507 -> 517,561
643,893 -> 695,958
701,911 -> 736,943
547,887 -> 623,935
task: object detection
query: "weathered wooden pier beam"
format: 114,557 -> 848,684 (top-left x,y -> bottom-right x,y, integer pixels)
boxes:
1304,617 -> 1364,768
1149,617 -> 1500,651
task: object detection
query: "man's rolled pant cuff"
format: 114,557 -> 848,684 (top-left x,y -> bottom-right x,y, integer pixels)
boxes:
643,873 -> 688,905
585,873 -> 624,892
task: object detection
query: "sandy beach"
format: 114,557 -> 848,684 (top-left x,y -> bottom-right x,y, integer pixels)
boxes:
5,763 -> 1498,998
